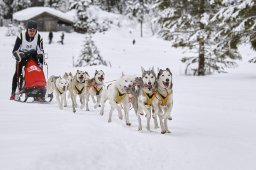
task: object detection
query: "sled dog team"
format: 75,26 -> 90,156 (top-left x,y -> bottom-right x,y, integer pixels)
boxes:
45,67 -> 173,134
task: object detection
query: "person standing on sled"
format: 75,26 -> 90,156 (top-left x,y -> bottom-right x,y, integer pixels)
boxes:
10,20 -> 44,100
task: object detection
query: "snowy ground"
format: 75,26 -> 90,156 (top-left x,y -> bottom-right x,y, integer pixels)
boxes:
0,25 -> 256,170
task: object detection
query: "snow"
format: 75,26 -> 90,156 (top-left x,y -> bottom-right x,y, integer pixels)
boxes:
13,7 -> 74,23
1,21 -> 256,170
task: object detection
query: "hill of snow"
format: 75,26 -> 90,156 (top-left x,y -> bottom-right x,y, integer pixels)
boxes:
0,19 -> 256,170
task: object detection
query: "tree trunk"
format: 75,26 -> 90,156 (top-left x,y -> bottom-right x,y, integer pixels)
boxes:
140,21 -> 143,37
198,0 -> 205,76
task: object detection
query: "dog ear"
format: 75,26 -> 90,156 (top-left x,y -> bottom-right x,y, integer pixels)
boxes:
151,66 -> 154,72
141,66 -> 145,73
166,68 -> 171,73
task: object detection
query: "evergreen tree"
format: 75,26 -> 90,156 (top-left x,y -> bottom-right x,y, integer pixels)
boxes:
211,0 -> 256,63
0,1 -> 6,24
12,0 -> 31,13
75,35 -> 108,67
69,0 -> 92,33
30,0 -> 44,7
158,0 -> 241,75
44,0 -> 67,11
2,0 -> 14,19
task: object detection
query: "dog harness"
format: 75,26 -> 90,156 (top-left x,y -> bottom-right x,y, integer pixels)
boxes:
93,85 -> 102,95
90,81 -> 103,95
115,89 -> 126,104
143,90 -> 156,106
75,86 -> 85,95
156,92 -> 171,106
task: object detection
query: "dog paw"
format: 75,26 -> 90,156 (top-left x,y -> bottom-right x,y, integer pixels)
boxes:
126,122 -> 131,126
86,108 -> 89,111
118,115 -> 123,120
64,104 -> 67,107
166,129 -> 171,133
161,131 -> 166,134
138,126 -> 142,131
100,111 -> 104,116
108,119 -> 112,123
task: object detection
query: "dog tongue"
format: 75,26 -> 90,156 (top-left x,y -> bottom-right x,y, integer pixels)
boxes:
164,82 -> 169,87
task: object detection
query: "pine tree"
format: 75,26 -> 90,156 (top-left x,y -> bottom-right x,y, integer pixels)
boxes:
2,0 -> 14,19
44,0 -> 67,11
75,35 -> 108,67
69,0 -> 92,33
12,0 -> 31,13
211,0 -> 256,63
158,0 -> 241,75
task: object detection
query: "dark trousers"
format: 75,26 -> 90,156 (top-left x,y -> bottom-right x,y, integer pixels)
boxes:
11,60 -> 26,94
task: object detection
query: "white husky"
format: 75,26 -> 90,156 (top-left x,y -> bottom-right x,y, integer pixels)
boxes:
45,75 -> 69,110
152,68 -> 173,134
99,73 -> 135,126
69,70 -> 90,113
63,72 -> 73,107
87,70 -> 105,109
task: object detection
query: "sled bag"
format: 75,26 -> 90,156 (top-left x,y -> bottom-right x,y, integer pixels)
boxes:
24,58 -> 46,88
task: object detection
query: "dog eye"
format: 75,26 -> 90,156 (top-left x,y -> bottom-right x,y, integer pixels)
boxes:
145,76 -> 148,79
151,76 -> 153,78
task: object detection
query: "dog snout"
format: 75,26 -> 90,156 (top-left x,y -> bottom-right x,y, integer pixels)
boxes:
166,79 -> 169,82
148,82 -> 152,85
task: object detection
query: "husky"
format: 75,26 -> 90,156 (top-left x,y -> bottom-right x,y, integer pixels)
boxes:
99,73 -> 135,126
45,75 -> 69,110
136,67 -> 158,131
63,72 -> 73,107
152,68 -> 173,134
87,70 -> 105,109
69,70 -> 90,113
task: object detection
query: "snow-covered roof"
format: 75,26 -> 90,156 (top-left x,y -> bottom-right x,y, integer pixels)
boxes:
13,7 -> 76,24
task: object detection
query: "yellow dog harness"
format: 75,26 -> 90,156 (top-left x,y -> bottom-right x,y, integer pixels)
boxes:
156,92 -> 171,106
115,89 -> 126,104
143,90 -> 156,106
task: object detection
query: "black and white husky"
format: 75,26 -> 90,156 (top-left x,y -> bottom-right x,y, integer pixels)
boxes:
87,70 -> 105,109
136,67 -> 158,131
99,73 -> 135,126
152,68 -> 173,134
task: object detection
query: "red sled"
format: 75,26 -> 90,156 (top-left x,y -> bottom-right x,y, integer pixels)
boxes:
17,57 -> 53,102
24,58 -> 46,88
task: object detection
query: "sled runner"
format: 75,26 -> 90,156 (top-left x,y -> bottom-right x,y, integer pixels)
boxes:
15,50 -> 53,103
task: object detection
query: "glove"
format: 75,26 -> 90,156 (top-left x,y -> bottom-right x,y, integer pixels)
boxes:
13,51 -> 25,62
